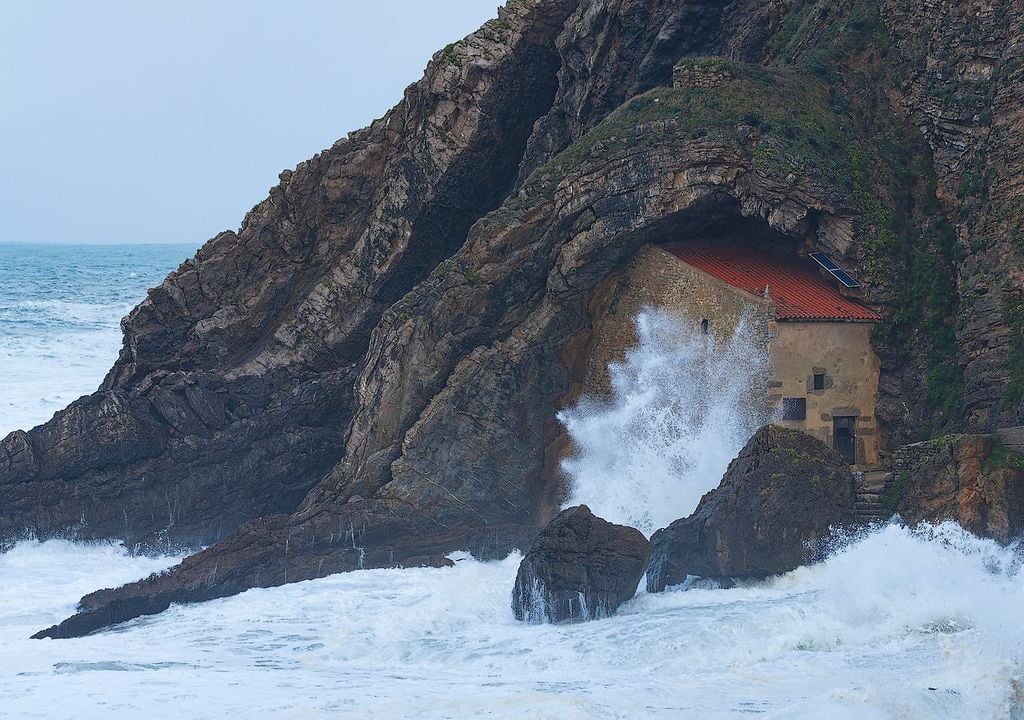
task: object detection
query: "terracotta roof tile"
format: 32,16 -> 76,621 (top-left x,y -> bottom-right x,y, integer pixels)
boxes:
666,243 -> 881,322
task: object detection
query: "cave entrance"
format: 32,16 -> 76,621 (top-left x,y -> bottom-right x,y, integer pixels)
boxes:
637,203 -> 882,467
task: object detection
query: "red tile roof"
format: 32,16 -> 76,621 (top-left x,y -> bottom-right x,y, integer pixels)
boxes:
666,243 -> 881,322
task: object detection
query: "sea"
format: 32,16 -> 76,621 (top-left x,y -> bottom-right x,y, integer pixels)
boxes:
0,242 -> 1022,719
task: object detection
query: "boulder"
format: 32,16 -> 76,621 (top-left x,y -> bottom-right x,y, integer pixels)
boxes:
512,505 -> 649,623
892,434 -> 1024,543
24,0 -> 1022,636
647,425 -> 855,592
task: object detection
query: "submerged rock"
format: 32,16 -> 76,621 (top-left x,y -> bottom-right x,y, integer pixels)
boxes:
647,426 -> 854,592
892,434 -> 1024,544
512,505 -> 649,623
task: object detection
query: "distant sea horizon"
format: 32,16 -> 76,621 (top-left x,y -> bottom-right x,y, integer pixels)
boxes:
0,240 -> 203,247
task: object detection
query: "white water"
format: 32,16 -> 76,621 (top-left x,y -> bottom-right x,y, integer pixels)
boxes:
3,253 -> 1024,718
0,243 -> 194,435
1,526 -> 1022,719
560,308 -> 769,534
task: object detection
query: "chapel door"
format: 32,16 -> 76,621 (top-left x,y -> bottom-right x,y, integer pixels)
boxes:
833,416 -> 857,464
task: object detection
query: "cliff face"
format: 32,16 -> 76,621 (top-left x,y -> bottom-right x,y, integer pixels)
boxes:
892,434 -> 1024,544
4,0 -> 1022,636
647,425 -> 855,592
882,0 -> 1024,431
1,0 -> 577,549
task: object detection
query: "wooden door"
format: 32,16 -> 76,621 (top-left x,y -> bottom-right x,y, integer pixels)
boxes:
833,416 -> 856,464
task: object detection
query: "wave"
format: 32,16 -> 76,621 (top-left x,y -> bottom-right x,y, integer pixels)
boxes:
1,523 -> 1020,719
559,308 -> 770,535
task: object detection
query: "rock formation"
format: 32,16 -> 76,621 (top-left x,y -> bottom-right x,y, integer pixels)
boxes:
511,505 -> 649,623
5,0 -> 1022,636
892,435 -> 1024,544
647,426 -> 855,592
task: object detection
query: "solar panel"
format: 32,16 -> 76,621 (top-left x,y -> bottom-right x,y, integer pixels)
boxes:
808,252 -> 840,271
829,268 -> 861,288
808,252 -> 861,288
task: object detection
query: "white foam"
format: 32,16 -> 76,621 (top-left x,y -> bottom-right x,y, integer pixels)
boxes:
1,524 -> 1021,719
0,328 -> 123,435
3,260 -> 1022,719
559,308 -> 769,534
0,242 -> 189,436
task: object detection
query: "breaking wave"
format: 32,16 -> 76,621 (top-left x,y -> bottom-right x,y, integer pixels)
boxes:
559,308 -> 770,534
2,523 -> 1022,718
3,246 -> 1023,719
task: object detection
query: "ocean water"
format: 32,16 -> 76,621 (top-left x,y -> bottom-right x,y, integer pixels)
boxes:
1,244 -> 1023,719
0,243 -> 196,436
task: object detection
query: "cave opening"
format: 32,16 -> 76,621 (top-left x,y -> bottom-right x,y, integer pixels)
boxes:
582,197 -> 883,469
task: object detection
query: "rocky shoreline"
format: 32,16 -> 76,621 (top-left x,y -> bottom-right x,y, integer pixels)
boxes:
512,424 -> 1024,624
5,0 -> 1024,637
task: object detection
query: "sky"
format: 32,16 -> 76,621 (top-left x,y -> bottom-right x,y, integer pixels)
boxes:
0,2 -> 500,245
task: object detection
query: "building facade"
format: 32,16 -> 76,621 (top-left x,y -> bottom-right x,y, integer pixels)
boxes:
579,241 -> 882,467
665,242 -> 882,466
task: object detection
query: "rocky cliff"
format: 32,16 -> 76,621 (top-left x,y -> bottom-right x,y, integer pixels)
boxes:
891,434 -> 1024,543
5,0 -> 1022,637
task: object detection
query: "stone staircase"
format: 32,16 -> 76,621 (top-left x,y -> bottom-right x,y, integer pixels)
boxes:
852,469 -> 894,524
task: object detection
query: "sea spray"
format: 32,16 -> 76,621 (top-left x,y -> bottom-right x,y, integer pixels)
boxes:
2,525 -> 1023,718
559,308 -> 770,535
5,248 -> 1024,718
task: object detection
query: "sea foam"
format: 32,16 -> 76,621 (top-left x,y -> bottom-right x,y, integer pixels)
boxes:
1,525 -> 1021,719
2,246 -> 1022,719
560,308 -> 769,534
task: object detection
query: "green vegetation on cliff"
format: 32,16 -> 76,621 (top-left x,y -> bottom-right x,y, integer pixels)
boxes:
524,0 -> 969,437
540,59 -> 860,193
1002,297 -> 1024,409
770,0 -> 965,432
982,438 -> 1024,473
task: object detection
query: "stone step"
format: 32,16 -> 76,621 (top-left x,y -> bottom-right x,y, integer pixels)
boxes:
855,492 -> 882,501
857,471 -> 891,492
851,467 -> 894,525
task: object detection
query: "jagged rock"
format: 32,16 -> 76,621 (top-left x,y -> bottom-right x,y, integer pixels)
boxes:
0,0 -> 577,551
9,0 -> 1024,636
883,0 -> 1024,431
647,426 -> 855,592
25,22 -> 873,636
400,555 -> 455,569
892,435 -> 1024,544
512,505 -> 649,623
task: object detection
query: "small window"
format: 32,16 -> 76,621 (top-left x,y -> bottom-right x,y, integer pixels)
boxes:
782,397 -> 807,421
813,373 -> 826,391
701,318 -> 709,335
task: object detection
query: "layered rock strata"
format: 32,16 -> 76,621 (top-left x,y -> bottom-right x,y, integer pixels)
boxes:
512,505 -> 649,622
892,434 -> 1024,544
5,0 -> 1021,636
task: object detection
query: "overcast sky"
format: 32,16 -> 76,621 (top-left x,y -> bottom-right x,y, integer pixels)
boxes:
0,2 -> 500,245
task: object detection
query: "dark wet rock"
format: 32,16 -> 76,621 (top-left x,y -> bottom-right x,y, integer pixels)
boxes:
0,0 -> 577,551
401,555 -> 456,569
512,505 -> 649,623
647,426 -> 855,592
26,11 -> 872,636
12,0 -> 1024,636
